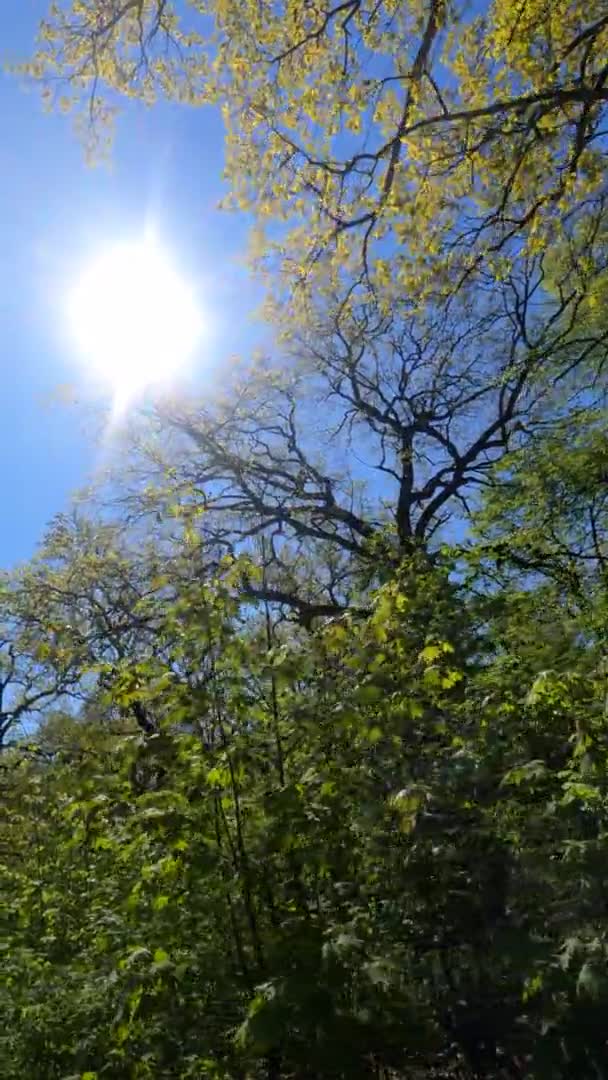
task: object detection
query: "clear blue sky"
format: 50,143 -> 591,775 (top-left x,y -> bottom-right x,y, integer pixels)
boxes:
1,4 -> 260,567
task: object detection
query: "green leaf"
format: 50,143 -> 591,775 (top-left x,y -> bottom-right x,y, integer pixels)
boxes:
420,641 -> 454,664
501,760 -> 548,787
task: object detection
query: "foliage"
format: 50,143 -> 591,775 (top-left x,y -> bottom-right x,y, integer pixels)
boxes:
3,1 -> 608,1077
20,1 -> 608,621
3,539 -> 608,1078
25,1 -> 608,308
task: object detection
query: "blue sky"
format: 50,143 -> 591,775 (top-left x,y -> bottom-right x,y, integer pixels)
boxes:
1,3 -> 260,567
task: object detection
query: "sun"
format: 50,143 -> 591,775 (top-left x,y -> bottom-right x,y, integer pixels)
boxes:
68,235 -> 203,408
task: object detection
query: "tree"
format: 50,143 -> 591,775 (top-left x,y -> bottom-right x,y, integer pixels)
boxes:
88,232 -> 603,624
4,536 -> 608,1078
472,408 -> 608,594
27,1 -> 608,306
5,3 -> 608,1077
22,1 -> 608,623
0,560 -> 80,746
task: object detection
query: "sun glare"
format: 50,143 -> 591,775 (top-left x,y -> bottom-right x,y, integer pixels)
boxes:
68,236 -> 203,409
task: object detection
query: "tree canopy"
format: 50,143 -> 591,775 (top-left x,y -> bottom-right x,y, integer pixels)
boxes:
2,1 -> 608,1077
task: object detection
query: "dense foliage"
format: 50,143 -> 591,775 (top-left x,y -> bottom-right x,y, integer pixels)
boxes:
2,0 -> 608,1076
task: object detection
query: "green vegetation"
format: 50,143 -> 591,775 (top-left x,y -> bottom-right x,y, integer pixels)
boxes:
2,1 -> 608,1076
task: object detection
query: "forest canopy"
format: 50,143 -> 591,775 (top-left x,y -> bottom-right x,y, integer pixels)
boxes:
2,2 -> 608,1078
